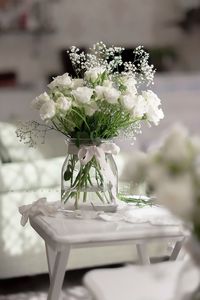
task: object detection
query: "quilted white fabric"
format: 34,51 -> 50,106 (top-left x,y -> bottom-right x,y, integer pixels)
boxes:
0,157 -> 64,192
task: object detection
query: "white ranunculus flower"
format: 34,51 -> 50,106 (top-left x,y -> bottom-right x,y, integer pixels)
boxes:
56,96 -> 71,111
142,90 -> 164,125
71,79 -> 84,89
85,67 -> 106,82
156,174 -> 195,220
40,100 -> 56,120
48,73 -> 72,89
31,92 -> 50,110
84,102 -> 98,116
103,87 -> 120,104
120,94 -> 136,110
72,87 -> 93,104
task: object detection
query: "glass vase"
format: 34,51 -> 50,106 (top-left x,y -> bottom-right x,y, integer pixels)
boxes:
61,139 -> 118,211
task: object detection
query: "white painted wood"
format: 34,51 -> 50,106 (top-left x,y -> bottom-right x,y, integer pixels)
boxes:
47,247 -> 70,300
136,244 -> 150,265
45,243 -> 57,281
169,240 -> 184,261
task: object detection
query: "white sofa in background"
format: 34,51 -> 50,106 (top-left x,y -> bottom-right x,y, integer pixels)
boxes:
0,122 -> 65,278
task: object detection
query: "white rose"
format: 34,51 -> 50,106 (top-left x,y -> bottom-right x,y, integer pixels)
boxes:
31,92 -> 50,110
142,90 -> 164,125
95,85 -> 106,98
103,87 -> 120,104
132,95 -> 147,118
120,94 -> 136,110
71,79 -> 84,89
72,87 -> 93,104
56,96 -> 71,111
124,76 -> 137,94
142,90 -> 161,106
84,102 -> 98,116
85,67 -> 106,82
95,86 -> 120,103
48,73 -> 72,89
147,106 -> 164,125
40,100 -> 56,120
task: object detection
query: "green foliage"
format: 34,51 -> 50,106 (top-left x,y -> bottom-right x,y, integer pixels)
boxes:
51,99 -> 142,142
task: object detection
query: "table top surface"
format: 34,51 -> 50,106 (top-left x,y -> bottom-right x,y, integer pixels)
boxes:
30,203 -> 186,246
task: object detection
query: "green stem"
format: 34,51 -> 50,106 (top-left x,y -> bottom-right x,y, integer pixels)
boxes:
87,172 -> 105,203
75,192 -> 79,209
103,191 -> 110,204
83,191 -> 87,203
71,108 -> 90,131
96,191 -> 105,203
70,155 -> 76,185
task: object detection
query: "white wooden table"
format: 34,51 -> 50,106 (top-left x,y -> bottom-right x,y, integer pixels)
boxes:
29,206 -> 186,300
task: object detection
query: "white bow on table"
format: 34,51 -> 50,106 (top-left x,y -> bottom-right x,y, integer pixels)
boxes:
78,143 -> 120,203
18,198 -> 57,226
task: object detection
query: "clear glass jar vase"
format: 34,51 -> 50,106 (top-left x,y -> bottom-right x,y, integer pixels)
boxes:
61,139 -> 118,211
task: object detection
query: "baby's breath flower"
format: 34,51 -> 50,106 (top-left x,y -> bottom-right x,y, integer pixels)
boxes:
16,121 -> 53,147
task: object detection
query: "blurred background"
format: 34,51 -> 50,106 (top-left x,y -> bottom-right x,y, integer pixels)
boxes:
0,0 -> 200,297
0,0 -> 200,150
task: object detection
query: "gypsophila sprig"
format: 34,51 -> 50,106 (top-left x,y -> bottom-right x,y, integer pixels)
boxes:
17,42 -> 163,147
16,121 -> 55,147
124,46 -> 155,85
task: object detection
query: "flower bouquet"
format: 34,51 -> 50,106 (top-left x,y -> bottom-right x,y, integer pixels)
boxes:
17,42 -> 164,210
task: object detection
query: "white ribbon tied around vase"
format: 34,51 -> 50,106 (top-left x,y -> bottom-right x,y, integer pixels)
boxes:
78,143 -> 120,204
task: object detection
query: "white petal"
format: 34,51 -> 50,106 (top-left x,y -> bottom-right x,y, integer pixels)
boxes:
40,100 -> 56,120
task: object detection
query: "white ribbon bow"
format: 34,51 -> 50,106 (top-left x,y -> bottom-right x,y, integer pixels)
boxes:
78,143 -> 120,203
18,198 -> 57,226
